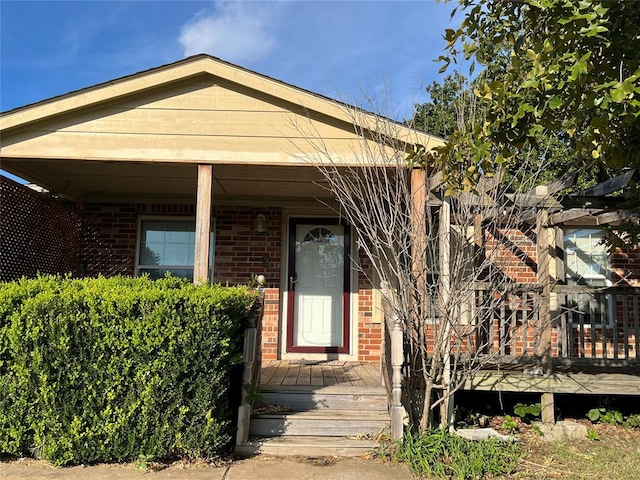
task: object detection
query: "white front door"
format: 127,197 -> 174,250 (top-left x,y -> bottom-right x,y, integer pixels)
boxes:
286,219 -> 350,353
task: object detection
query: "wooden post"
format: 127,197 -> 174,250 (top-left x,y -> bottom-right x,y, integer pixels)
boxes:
541,392 -> 555,424
236,326 -> 257,445
553,226 -> 567,356
411,168 -> 427,293
439,197 -> 454,428
390,313 -> 404,440
382,281 -> 404,441
235,292 -> 265,448
537,209 -> 552,375
194,165 -> 213,285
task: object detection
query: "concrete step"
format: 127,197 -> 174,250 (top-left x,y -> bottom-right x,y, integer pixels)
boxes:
236,435 -> 379,457
256,384 -> 388,411
249,409 -> 390,437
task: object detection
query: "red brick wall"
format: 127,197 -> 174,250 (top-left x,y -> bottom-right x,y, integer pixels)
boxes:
82,203 -> 140,277
80,202 -> 385,362
213,207 -> 281,286
485,226 -> 538,283
80,202 -> 639,363
612,245 -> 640,287
261,287 -> 281,360
357,251 -> 381,362
212,207 -> 282,360
82,203 -> 282,284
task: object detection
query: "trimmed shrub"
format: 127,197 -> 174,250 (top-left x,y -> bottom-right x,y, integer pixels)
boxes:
0,275 -> 259,465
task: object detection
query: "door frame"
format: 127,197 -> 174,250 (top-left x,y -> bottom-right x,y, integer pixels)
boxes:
285,217 -> 351,354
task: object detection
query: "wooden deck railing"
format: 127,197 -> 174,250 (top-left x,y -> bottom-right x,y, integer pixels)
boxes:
376,282 -> 640,438
470,283 -> 543,358
392,282 -> 640,363
469,283 -> 640,362
554,285 -> 640,361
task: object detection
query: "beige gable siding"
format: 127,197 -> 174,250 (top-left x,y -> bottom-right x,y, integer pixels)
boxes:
1,78 -> 384,165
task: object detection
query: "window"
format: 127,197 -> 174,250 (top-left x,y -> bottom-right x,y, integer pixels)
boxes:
136,217 -> 214,281
564,228 -> 610,287
563,228 -> 612,326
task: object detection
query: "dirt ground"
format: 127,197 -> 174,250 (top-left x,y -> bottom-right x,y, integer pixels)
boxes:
507,422 -> 640,480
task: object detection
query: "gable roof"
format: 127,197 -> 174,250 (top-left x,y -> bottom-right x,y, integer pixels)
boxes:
0,54 -> 441,147
0,55 -> 443,203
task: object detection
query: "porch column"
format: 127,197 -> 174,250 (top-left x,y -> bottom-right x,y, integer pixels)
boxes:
410,168 -> 427,284
536,209 -> 553,376
439,196 -> 454,428
194,164 -> 213,285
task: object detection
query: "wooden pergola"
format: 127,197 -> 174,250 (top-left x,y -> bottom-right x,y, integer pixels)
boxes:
382,167 -> 639,436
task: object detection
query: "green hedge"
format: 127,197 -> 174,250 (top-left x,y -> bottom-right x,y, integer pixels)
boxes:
0,275 -> 259,466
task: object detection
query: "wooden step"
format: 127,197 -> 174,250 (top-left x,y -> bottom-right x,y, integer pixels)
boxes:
256,385 -> 388,411
235,435 -> 379,457
249,409 -> 390,437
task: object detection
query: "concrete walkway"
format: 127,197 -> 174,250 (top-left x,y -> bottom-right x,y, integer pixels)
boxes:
0,456 -> 414,480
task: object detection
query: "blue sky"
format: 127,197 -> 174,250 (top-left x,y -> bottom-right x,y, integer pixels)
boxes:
1,0 -> 459,121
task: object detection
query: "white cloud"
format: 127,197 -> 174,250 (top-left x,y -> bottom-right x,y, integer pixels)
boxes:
178,1 -> 277,62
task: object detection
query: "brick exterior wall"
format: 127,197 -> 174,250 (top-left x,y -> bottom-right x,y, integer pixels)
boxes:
357,251 -> 381,362
80,202 -> 380,361
612,246 -> 640,287
261,287 -> 281,360
82,203 -> 140,277
77,201 -> 639,363
486,226 -> 538,283
82,203 -> 283,285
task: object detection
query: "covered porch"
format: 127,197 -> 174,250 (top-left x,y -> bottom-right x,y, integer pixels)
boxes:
0,56 -> 433,365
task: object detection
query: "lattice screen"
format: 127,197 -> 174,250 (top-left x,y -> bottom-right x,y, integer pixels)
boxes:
0,176 -> 83,281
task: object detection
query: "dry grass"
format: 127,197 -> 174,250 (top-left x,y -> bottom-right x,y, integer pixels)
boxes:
508,423 -> 640,479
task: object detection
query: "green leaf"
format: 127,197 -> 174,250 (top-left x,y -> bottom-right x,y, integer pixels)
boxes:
611,87 -> 627,103
587,408 -> 601,422
525,49 -> 538,61
549,96 -> 563,109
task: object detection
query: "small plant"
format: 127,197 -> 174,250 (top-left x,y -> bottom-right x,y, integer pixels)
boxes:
136,453 -> 153,471
513,402 -> 542,422
243,383 -> 264,404
532,424 -> 543,436
502,415 -> 519,433
586,429 -> 600,441
588,407 -> 624,425
624,414 -> 640,428
392,428 -> 521,479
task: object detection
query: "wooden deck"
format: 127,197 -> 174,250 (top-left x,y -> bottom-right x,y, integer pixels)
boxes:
460,360 -> 640,395
463,369 -> 640,395
259,360 -> 382,387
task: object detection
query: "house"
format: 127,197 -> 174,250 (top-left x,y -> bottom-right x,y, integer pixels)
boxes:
0,54 -> 441,362
0,55 -> 442,455
1,55 -> 639,454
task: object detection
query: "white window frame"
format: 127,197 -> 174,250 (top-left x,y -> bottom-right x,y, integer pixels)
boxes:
135,215 -> 215,281
563,228 -> 613,327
